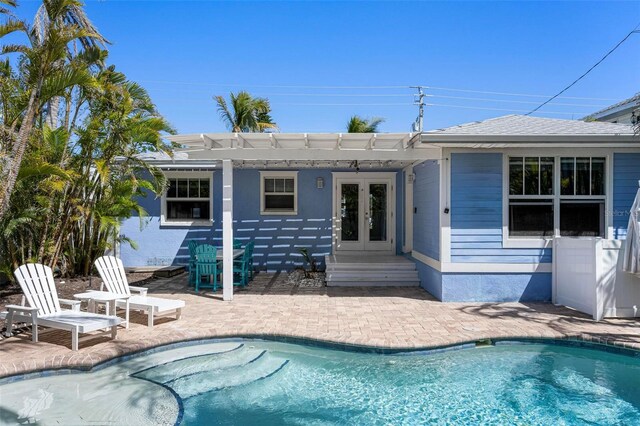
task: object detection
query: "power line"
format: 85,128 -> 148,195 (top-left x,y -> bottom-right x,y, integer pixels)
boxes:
138,79 -> 621,101
270,101 -> 589,115
425,86 -> 619,101
427,103 -> 589,116
270,103 -> 412,106
527,25 -> 640,115
138,80 -> 408,90
428,94 -> 606,108
147,87 -> 608,108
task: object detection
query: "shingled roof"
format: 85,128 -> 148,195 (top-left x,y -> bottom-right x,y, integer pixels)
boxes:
423,115 -> 634,136
585,93 -> 640,121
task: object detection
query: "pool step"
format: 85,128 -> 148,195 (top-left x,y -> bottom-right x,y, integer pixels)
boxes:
134,344 -> 264,384
175,354 -> 290,399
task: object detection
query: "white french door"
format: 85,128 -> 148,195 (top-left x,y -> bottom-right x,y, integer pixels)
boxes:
334,173 -> 395,252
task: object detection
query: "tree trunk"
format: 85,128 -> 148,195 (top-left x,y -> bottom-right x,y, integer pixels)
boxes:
45,96 -> 61,129
0,85 -> 41,219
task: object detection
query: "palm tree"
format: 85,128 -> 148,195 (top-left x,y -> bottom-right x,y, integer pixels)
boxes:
32,0 -> 108,129
214,91 -> 277,132
346,115 -> 385,133
0,0 -> 103,219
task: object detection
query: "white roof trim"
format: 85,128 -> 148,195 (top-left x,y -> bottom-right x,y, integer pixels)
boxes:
165,132 -> 440,162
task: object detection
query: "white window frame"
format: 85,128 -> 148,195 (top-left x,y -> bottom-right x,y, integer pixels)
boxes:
502,152 -> 612,248
259,171 -> 298,215
161,171 -> 213,227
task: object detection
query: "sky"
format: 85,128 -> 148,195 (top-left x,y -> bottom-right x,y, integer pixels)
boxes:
12,0 -> 640,134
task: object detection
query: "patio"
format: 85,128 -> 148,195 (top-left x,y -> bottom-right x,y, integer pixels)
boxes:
1,272 -> 639,379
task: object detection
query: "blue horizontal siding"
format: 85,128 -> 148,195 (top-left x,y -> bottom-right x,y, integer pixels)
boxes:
450,153 -> 550,264
613,153 -> 640,239
413,160 -> 440,260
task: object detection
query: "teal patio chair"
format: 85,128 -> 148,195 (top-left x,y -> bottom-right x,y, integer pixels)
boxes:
246,241 -> 255,280
233,242 -> 254,287
195,244 -> 220,292
188,240 -> 198,286
233,239 -> 243,249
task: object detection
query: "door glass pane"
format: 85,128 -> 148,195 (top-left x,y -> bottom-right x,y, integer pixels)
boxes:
561,158 -> 574,195
576,157 -> 590,196
368,183 -> 387,242
340,184 -> 359,241
524,157 -> 539,195
591,158 -> 605,195
509,157 -> 523,195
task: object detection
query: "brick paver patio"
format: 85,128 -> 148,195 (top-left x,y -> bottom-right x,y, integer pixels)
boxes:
1,272 -> 639,378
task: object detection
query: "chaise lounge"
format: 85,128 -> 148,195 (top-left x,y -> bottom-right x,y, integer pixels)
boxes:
94,256 -> 185,328
1,264 -> 121,351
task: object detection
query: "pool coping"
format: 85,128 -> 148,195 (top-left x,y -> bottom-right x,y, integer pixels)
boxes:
1,334 -> 638,386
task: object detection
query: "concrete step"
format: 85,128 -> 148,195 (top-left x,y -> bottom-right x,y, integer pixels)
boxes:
327,280 -> 420,287
326,263 -> 417,271
324,254 -> 419,287
326,271 -> 419,281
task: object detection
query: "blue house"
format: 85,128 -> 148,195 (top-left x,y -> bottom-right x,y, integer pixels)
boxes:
119,115 -> 640,303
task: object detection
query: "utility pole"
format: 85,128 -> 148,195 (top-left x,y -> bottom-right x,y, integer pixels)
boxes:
410,86 -> 425,132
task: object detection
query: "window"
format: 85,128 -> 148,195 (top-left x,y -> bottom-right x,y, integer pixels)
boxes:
559,157 -> 606,237
162,173 -> 212,225
508,157 -> 554,237
507,156 -> 607,240
260,171 -> 298,215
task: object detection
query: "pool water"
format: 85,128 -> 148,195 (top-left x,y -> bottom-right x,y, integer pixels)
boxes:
1,340 -> 639,425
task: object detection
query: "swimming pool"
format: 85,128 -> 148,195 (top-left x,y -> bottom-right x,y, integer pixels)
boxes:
1,339 -> 639,425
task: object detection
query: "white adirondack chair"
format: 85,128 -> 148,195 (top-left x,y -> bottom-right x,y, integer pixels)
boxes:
94,256 -> 184,328
1,264 -> 121,351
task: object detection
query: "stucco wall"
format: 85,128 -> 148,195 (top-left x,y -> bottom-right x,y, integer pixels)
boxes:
119,169 -> 403,271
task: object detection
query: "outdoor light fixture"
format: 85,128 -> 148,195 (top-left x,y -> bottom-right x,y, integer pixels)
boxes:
317,177 -> 324,189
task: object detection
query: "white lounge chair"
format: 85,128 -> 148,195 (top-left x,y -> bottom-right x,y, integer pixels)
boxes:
1,264 -> 121,351
94,256 -> 185,328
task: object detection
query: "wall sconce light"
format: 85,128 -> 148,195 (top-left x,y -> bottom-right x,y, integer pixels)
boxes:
316,177 -> 325,189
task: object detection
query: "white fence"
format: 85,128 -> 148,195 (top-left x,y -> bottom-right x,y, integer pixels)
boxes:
553,238 -> 640,320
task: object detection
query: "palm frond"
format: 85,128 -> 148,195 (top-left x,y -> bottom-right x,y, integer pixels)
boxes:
0,19 -> 27,39
39,66 -> 97,105
17,163 -> 70,181
214,95 -> 236,132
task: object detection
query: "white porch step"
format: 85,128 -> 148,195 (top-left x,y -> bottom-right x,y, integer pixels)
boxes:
328,280 -> 419,287
326,262 -> 416,271
327,271 -> 419,280
325,254 -> 420,287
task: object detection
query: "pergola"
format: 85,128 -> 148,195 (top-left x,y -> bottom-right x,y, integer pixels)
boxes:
161,132 -> 441,301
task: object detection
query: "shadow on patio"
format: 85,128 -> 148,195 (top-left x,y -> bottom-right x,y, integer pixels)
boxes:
456,303 -> 640,346
144,271 -> 439,301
